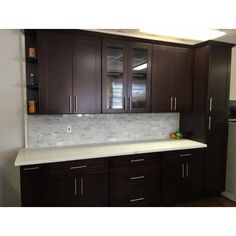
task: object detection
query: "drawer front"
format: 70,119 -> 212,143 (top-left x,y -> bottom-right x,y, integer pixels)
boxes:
162,148 -> 205,160
110,165 -> 161,191
47,158 -> 108,178
110,187 -> 160,207
110,153 -> 161,169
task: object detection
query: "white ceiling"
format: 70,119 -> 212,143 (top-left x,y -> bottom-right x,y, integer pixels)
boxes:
89,29 -> 236,45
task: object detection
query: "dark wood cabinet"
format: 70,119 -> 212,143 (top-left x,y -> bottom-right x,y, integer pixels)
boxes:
38,31 -> 73,114
180,43 -> 233,195
72,35 -> 101,113
162,149 -> 205,205
152,45 -> 193,112
109,153 -> 161,206
38,30 -> 101,114
21,158 -> 109,207
102,39 -> 152,113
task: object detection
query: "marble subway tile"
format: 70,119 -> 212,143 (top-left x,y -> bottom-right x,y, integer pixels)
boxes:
27,113 -> 179,148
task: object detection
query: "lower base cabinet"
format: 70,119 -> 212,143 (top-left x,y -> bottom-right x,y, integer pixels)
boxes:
162,149 -> 205,205
20,148 -> 206,207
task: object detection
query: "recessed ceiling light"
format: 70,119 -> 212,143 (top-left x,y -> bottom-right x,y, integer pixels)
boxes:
139,29 -> 226,41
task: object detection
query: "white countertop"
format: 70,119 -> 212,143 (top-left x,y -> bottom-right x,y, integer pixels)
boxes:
15,139 -> 207,166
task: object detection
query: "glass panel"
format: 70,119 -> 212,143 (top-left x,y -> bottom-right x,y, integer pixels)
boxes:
131,48 -> 148,109
106,47 -> 124,109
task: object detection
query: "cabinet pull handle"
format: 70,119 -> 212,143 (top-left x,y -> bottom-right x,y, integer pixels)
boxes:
23,167 -> 39,171
130,197 -> 144,203
130,176 -> 144,180
170,97 -> 173,111
186,164 -> 189,178
208,116 -> 211,130
74,96 -> 77,111
174,97 -> 177,111
70,165 -> 87,170
182,164 -> 185,178
129,97 -> 132,110
130,159 -> 144,162
209,97 -> 212,112
80,178 -> 83,195
69,96 -> 72,111
179,154 -> 192,157
74,178 -> 77,196
124,97 -> 126,111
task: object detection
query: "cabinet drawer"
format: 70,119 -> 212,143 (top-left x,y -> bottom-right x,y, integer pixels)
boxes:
162,148 -> 205,159
110,165 -> 160,191
110,187 -> 160,207
110,153 -> 161,169
47,158 -> 108,178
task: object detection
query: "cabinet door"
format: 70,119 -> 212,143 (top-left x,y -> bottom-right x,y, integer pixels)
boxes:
102,39 -> 128,113
128,43 -> 152,112
173,47 -> 193,112
162,156 -> 184,204
48,175 -> 79,207
79,172 -> 109,207
38,31 -> 73,114
183,155 -> 204,200
20,165 -> 50,207
73,36 -> 101,113
152,45 -> 175,112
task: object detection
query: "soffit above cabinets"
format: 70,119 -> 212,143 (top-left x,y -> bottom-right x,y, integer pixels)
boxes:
88,29 -> 236,45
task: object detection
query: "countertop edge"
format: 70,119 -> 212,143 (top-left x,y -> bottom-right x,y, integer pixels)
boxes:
15,141 -> 207,167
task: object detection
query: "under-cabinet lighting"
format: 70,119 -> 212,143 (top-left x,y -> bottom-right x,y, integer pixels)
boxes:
133,63 -> 147,71
139,29 -> 226,41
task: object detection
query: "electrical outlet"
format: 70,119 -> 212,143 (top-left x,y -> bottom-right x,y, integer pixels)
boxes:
67,125 -> 72,133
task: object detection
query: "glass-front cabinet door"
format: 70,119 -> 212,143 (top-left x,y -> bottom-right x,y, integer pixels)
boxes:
128,43 -> 151,112
102,39 -> 128,113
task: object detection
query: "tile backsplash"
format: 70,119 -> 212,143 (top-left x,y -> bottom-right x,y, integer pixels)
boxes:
27,113 -> 179,148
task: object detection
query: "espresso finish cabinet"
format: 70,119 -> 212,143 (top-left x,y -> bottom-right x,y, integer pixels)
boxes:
109,153 -> 161,207
21,158 -> 109,207
38,30 -> 101,114
180,43 -> 233,195
102,39 -> 152,113
162,149 -> 205,205
152,45 -> 193,112
20,148 -> 206,207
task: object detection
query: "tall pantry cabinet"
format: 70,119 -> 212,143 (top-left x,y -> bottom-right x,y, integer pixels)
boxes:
180,42 -> 233,195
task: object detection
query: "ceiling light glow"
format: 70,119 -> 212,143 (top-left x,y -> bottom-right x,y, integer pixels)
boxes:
133,63 -> 147,71
139,29 -> 226,41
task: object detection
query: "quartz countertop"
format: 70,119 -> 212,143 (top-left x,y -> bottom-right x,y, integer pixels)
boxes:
15,139 -> 207,166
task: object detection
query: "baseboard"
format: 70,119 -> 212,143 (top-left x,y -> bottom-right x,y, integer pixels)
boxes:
221,191 -> 236,202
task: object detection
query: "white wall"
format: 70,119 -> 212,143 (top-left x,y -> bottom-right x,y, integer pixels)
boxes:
0,30 -> 24,206
230,46 -> 236,100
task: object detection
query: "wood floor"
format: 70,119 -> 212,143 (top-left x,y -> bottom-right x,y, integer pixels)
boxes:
178,196 -> 236,207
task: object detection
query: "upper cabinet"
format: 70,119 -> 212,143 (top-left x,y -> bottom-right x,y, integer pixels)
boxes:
38,30 -> 101,114
102,39 -> 152,113
152,45 -> 193,112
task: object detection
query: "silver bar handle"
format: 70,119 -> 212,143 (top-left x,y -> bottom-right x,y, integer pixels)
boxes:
130,159 -> 144,163
70,165 -> 87,170
74,178 -> 77,196
124,97 -> 126,111
130,197 -> 144,203
208,116 -> 212,130
179,154 -> 192,157
69,96 -> 72,111
170,97 -> 173,111
129,97 -> 132,110
209,97 -> 212,112
182,164 -> 185,178
186,164 -> 189,178
80,178 -> 83,195
174,97 -> 177,111
130,176 -> 144,180
74,96 -> 77,111
23,167 -> 39,171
